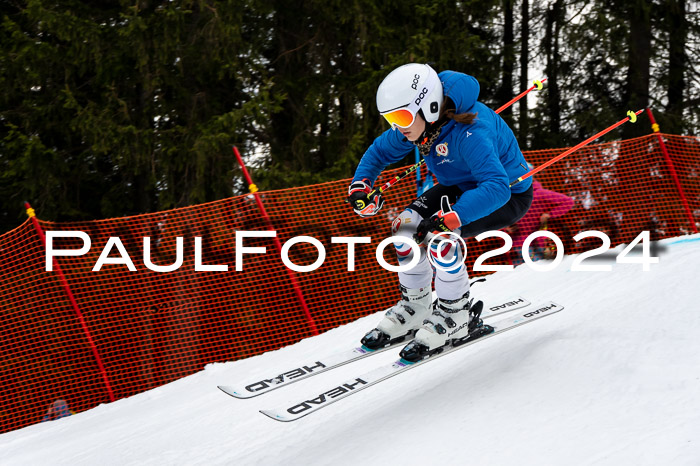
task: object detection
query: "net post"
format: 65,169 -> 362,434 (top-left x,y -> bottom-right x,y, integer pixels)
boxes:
232,147 -> 320,336
24,202 -> 116,402
645,109 -> 698,234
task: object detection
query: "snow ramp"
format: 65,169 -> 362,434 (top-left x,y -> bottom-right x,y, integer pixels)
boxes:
1,234 -> 699,465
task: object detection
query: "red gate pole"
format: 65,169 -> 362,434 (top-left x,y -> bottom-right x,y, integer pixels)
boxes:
24,202 -> 116,402
645,108 -> 698,234
232,147 -> 319,336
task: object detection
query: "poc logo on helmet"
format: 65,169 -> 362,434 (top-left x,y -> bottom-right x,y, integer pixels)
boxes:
415,87 -> 429,106
411,74 -> 420,90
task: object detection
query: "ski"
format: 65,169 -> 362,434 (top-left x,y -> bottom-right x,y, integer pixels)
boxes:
260,301 -> 564,422
218,296 -> 531,399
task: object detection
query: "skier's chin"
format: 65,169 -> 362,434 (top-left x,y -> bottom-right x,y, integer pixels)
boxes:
402,131 -> 417,141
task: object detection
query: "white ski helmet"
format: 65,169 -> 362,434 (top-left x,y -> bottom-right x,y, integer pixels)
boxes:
376,63 -> 443,129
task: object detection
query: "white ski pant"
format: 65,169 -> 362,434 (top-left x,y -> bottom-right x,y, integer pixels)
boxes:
391,209 -> 469,301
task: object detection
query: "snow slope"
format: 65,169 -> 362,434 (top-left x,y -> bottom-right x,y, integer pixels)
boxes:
1,234 -> 699,466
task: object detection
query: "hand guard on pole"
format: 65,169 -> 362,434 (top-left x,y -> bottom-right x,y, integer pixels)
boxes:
415,195 -> 461,243
347,179 -> 384,217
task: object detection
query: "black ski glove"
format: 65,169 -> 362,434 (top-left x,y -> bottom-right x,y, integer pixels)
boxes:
415,195 -> 462,243
347,179 -> 384,217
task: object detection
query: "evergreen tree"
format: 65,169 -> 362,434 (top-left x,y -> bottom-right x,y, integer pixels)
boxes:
1,0 -> 697,234
531,0 -> 566,150
622,0 -> 652,139
496,0 -> 515,128
256,0 -> 503,189
665,0 -> 687,134
518,0 -> 530,148
0,1 -> 278,232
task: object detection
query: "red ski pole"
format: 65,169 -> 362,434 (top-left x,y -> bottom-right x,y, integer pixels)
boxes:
510,109 -> 644,187
495,78 -> 547,114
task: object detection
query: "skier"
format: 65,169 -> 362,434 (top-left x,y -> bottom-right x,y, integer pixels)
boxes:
347,63 -> 534,361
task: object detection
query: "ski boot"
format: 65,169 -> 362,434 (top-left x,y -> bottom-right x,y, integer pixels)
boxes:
361,285 -> 433,350
399,292 -> 493,362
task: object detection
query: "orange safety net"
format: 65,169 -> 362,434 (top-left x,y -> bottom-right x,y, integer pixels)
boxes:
0,133 -> 698,433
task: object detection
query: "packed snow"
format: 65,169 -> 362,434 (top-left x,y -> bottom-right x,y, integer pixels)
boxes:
1,234 -> 699,465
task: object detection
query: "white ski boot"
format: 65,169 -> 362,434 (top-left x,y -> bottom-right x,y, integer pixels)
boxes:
400,292 -> 490,362
361,285 -> 433,350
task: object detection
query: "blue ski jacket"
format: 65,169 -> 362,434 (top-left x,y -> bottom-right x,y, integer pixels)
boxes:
353,71 -> 532,226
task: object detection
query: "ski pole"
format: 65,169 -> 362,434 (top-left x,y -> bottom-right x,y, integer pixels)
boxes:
495,78 -> 547,114
355,78 -> 547,210
509,109 -> 644,188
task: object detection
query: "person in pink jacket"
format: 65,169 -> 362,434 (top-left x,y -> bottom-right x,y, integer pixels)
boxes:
504,179 -> 574,265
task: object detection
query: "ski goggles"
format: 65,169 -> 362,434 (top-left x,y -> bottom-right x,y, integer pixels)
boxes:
381,107 -> 419,129
380,70 -> 440,129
